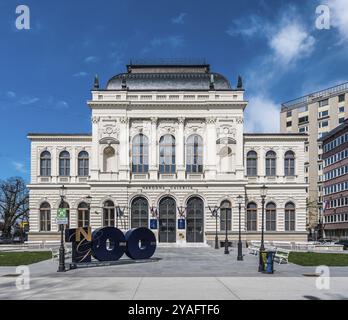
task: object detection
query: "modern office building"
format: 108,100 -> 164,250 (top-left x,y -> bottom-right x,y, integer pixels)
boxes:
280,82 -> 348,237
321,119 -> 348,240
28,60 -> 308,245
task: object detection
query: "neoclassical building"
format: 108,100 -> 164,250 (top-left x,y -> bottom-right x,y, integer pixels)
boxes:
28,61 -> 308,244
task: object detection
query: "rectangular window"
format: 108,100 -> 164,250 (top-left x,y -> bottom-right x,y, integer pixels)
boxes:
319,99 -> 329,107
298,116 -> 308,125
319,120 -> 329,128
339,106 -> 345,113
286,110 -> 292,117
318,110 -> 329,118
286,121 -> 292,127
339,117 -> 345,124
339,94 -> 345,102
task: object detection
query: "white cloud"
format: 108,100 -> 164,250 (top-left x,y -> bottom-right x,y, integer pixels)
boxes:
142,35 -> 184,53
244,95 -> 280,133
172,13 -> 187,24
269,22 -> 315,65
54,101 -> 69,109
6,91 -> 16,98
12,161 -> 27,174
19,97 -> 39,105
84,56 -> 98,63
73,71 -> 88,77
226,15 -> 268,37
325,0 -> 348,41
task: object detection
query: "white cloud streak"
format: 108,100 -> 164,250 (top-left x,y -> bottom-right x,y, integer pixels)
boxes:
12,161 -> 27,174
172,13 -> 187,24
244,95 -> 280,133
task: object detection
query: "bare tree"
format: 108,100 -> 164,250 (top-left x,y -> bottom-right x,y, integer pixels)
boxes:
0,177 -> 29,238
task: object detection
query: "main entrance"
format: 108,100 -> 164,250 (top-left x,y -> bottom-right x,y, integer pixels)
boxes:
159,197 -> 176,242
186,197 -> 204,242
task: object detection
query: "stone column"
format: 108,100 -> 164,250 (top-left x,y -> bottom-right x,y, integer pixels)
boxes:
205,117 -> 217,180
177,117 -> 185,179
119,117 -> 129,180
90,115 -> 100,180
149,117 -> 158,180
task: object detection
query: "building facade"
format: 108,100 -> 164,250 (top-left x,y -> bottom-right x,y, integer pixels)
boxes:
28,61 -> 308,245
321,119 -> 348,240
280,82 -> 348,235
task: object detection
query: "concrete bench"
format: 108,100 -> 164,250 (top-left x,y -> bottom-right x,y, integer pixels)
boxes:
25,241 -> 43,249
274,248 -> 290,264
44,241 -> 61,248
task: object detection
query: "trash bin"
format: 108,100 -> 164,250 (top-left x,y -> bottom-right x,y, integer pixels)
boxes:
258,250 -> 268,272
264,251 -> 276,274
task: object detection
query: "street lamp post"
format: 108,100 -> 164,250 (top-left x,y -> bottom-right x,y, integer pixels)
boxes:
237,195 -> 243,261
258,184 -> 268,272
224,206 -> 230,255
58,185 -> 67,272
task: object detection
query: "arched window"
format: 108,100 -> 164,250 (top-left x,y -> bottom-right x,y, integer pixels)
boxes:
284,151 -> 295,176
60,201 -> 70,228
159,135 -> 176,174
78,202 -> 90,227
40,202 -> 51,231
40,151 -> 51,176
265,151 -> 276,177
78,151 -> 89,176
266,202 -> 276,231
131,197 -> 149,228
59,151 -> 70,176
220,200 -> 232,231
246,202 -> 257,231
132,134 -> 149,173
285,202 -> 295,231
186,135 -> 203,173
246,151 -> 257,177
103,146 -> 116,172
103,200 -> 115,227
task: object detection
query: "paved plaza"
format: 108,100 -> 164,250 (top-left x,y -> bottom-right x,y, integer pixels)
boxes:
0,247 -> 348,299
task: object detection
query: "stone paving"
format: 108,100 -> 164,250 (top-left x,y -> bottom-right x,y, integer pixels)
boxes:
0,247 -> 348,299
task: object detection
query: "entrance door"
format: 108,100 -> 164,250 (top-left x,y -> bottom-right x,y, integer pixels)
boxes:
186,197 -> 204,242
159,197 -> 176,243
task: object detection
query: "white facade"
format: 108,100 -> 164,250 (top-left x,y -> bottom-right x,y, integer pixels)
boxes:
28,62 -> 308,244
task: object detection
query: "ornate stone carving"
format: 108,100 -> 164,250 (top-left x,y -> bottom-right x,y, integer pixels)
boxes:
206,117 -> 217,124
236,116 -> 244,124
119,117 -> 129,124
92,116 -> 100,124
150,117 -> 158,125
178,117 -> 185,125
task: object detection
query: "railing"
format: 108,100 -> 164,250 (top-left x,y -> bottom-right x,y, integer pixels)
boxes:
281,82 -> 348,110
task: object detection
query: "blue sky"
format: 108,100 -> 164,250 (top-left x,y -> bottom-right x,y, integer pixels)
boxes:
0,0 -> 348,181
